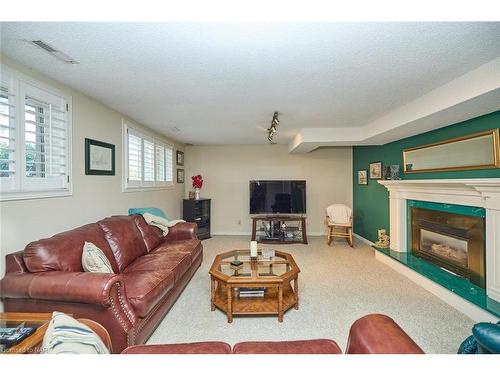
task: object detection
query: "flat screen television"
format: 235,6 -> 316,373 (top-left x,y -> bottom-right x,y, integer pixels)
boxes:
249,180 -> 306,214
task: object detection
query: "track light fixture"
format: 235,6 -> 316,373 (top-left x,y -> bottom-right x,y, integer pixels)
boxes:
267,111 -> 280,143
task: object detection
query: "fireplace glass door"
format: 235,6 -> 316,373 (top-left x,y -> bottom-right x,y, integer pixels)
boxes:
410,207 -> 485,288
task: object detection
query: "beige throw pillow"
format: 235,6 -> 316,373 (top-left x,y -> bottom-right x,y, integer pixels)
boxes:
82,241 -> 114,273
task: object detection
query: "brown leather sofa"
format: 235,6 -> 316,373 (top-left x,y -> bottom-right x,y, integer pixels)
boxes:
122,314 -> 425,354
0,215 -> 202,353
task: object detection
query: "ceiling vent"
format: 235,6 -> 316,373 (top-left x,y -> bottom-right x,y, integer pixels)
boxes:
28,40 -> 79,64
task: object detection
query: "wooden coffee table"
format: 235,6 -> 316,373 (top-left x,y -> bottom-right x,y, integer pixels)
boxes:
209,249 -> 300,323
0,312 -> 53,354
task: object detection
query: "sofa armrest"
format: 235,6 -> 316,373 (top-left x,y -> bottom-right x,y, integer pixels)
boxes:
1,271 -> 125,307
346,314 -> 424,354
164,222 -> 198,242
473,322 -> 500,354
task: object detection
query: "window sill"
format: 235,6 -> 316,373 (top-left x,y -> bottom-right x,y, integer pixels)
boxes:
122,185 -> 174,193
0,189 -> 72,202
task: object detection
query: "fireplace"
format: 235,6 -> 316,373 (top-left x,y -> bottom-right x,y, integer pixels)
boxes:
410,206 -> 486,288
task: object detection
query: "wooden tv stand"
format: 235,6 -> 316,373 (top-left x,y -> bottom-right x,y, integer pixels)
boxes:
251,215 -> 307,244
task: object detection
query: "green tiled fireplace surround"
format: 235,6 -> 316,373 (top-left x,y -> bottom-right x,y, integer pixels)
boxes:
374,200 -> 500,317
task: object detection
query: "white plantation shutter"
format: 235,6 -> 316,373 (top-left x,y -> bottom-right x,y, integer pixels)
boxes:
0,74 -> 16,192
0,69 -> 72,200
21,83 -> 69,191
165,145 -> 173,183
155,144 -> 165,182
124,123 -> 174,190
143,139 -> 155,182
127,131 -> 142,183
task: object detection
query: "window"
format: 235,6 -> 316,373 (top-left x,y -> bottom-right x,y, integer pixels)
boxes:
0,68 -> 71,201
123,122 -> 173,191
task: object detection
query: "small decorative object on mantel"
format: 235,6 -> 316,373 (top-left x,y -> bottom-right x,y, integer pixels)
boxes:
369,161 -> 383,179
85,138 -> 115,175
383,166 -> 392,180
176,150 -> 184,166
250,240 -> 258,258
390,165 -> 401,180
374,229 -> 390,248
191,174 -> 203,200
358,170 -> 368,185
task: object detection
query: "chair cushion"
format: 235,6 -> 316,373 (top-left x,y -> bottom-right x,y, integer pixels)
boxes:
24,223 -> 118,273
98,216 -> 148,272
122,270 -> 175,318
153,240 -> 202,265
124,249 -> 191,283
232,339 -> 342,354
122,342 -> 232,354
131,214 -> 165,252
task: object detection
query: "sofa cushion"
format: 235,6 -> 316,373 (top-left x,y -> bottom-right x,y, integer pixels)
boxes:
24,224 -> 118,273
122,270 -> 175,318
124,249 -> 191,283
232,339 -> 342,354
98,216 -> 148,272
122,342 -> 232,354
153,240 -> 202,265
131,214 -> 164,252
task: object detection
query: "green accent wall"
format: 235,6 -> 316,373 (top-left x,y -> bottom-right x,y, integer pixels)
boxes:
353,110 -> 500,243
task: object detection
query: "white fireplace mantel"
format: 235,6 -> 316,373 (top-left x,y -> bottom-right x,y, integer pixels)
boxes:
378,178 -> 500,304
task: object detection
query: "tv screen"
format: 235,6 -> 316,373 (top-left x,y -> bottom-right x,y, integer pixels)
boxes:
249,180 -> 306,214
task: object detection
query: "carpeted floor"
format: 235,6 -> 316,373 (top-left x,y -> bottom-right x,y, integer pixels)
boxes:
147,235 -> 474,353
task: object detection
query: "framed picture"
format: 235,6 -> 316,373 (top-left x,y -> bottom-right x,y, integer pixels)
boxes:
177,168 -> 185,183
85,138 -> 115,175
369,161 -> 383,179
176,150 -> 184,166
358,170 -> 368,185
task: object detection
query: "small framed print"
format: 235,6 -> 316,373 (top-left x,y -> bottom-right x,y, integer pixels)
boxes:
176,150 -> 184,166
85,138 -> 115,175
177,168 -> 185,183
369,161 -> 383,179
358,170 -> 368,185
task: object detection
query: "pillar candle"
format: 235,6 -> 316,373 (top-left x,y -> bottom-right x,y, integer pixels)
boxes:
250,241 -> 258,258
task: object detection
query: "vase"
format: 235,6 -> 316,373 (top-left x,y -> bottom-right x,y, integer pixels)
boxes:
194,188 -> 200,200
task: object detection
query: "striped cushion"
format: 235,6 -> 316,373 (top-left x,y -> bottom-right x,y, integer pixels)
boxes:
82,241 -> 114,273
41,312 -> 109,354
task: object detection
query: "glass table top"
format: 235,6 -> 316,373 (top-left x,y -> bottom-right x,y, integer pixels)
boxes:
215,249 -> 295,279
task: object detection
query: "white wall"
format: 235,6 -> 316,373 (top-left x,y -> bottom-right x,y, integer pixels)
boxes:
0,57 -> 185,278
185,145 -> 352,235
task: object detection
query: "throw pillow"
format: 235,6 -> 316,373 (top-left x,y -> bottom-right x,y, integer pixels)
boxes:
128,207 -> 169,220
82,241 -> 114,273
41,312 -> 109,354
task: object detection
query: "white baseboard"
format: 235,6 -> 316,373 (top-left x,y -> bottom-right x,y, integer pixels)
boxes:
375,250 -> 498,322
353,232 -> 375,246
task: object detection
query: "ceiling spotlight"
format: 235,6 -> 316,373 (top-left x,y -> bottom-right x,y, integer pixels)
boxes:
267,111 -> 280,143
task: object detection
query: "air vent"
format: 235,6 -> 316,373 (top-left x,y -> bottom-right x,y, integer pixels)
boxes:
27,40 -> 79,64
31,40 -> 58,53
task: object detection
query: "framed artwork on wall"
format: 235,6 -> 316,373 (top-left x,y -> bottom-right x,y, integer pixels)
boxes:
85,138 -> 115,175
369,161 -> 383,179
177,168 -> 185,183
358,170 -> 368,185
176,150 -> 184,166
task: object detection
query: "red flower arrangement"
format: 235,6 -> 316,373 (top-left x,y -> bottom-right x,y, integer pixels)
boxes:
191,174 -> 204,189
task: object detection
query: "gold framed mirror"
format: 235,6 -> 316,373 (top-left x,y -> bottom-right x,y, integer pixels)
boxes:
403,129 -> 500,173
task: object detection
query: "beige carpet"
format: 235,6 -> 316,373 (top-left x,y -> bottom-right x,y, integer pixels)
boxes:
147,235 -> 474,353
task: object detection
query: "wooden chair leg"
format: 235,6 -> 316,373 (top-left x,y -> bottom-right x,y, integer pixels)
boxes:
327,227 -> 333,245
348,227 -> 353,247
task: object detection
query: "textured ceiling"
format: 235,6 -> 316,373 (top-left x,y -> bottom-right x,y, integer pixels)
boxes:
1,22 -> 500,145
